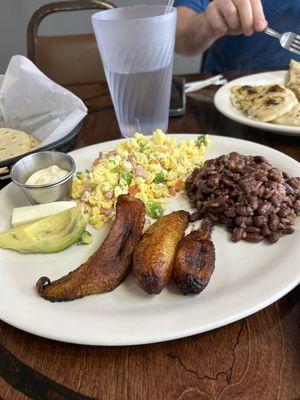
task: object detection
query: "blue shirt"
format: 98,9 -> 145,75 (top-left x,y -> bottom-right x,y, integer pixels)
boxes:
174,0 -> 300,72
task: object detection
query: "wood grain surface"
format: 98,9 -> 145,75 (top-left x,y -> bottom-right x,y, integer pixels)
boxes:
0,71 -> 299,400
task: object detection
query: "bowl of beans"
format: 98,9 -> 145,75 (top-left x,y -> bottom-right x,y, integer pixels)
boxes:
186,152 -> 300,244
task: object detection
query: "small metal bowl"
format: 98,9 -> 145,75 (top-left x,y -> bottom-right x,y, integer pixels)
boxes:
11,151 -> 76,204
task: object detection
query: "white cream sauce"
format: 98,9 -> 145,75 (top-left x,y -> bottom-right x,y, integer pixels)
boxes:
26,165 -> 69,185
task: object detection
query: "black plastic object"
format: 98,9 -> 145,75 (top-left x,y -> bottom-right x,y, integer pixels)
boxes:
170,77 -> 186,117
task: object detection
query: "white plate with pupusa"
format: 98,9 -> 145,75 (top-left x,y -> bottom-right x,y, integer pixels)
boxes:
214,70 -> 300,136
0,135 -> 300,346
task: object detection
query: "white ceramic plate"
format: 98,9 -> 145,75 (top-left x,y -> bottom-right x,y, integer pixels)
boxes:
0,134 -> 300,346
214,70 -> 300,136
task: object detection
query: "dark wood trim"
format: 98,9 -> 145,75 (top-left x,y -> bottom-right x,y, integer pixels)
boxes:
0,343 -> 95,400
27,0 -> 116,62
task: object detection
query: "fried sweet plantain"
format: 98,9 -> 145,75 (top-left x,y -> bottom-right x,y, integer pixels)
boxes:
173,218 -> 215,295
133,210 -> 189,294
36,195 -> 145,302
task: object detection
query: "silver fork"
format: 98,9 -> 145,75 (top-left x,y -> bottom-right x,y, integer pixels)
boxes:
264,27 -> 300,56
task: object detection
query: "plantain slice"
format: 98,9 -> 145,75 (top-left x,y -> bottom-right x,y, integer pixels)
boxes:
36,195 -> 145,302
173,218 -> 216,295
133,210 -> 190,294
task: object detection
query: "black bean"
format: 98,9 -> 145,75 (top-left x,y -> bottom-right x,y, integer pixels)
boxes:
236,205 -> 253,216
221,177 -> 235,188
207,213 -> 219,222
245,226 -> 261,233
190,211 -> 201,222
284,216 -> 294,226
262,225 -> 271,237
280,226 -> 295,235
255,170 -> 267,181
235,216 -> 252,226
247,196 -> 258,210
205,160 -> 215,168
224,168 -> 235,178
282,171 -> 289,179
245,233 -> 264,243
257,186 -> 265,198
254,156 -> 266,164
267,232 -> 281,243
269,181 -> 277,189
269,214 -> 280,231
285,197 -> 295,208
215,204 -> 228,213
206,197 -> 227,209
201,185 -> 212,195
207,174 -> 220,188
258,202 -> 273,216
224,207 -> 236,218
286,177 -> 300,191
196,200 -> 204,210
231,227 -> 244,242
195,191 -> 205,201
218,215 -> 232,225
278,204 -> 289,218
269,168 -> 282,182
225,221 -> 234,231
253,215 -> 266,227
264,189 -> 275,200
214,188 -> 224,196
271,196 -> 281,208
240,178 -> 261,193
232,174 -> 242,183
283,183 -> 294,195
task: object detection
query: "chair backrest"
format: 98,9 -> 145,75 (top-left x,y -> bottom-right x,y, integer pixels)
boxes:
27,0 -> 115,85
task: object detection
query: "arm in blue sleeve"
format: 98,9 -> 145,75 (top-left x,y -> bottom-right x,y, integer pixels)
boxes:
173,0 -> 209,13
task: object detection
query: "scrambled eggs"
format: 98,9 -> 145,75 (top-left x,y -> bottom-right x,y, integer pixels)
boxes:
72,130 -> 209,229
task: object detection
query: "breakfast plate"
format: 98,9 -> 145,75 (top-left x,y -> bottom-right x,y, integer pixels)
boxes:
0,134 -> 300,346
214,70 -> 300,136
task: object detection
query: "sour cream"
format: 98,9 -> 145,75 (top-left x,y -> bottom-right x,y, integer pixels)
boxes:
26,165 -> 69,185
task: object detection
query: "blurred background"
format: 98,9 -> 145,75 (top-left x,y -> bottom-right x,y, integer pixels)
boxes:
0,0 -> 201,75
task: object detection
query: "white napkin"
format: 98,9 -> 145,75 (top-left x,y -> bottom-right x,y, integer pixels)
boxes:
0,55 -> 88,147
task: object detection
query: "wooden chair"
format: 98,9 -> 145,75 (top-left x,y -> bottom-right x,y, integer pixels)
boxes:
27,0 -> 115,86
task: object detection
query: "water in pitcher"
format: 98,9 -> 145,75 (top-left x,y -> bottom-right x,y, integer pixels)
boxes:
105,64 -> 173,137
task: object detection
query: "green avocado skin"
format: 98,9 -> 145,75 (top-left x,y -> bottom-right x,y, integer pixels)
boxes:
0,205 -> 87,254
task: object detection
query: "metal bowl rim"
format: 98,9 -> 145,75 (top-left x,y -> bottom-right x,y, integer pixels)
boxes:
10,151 -> 76,189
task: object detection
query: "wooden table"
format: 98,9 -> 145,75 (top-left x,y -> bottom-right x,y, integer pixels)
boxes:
1,71 -> 300,400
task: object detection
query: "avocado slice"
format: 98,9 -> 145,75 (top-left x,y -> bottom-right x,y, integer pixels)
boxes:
0,205 -> 88,254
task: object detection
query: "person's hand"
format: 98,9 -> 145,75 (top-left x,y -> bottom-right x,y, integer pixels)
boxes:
203,0 -> 268,38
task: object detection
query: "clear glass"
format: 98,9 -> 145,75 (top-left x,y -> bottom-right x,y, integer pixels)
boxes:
92,5 -> 177,137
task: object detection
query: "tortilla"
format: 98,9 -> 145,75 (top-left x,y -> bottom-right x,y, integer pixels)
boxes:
29,136 -> 39,148
272,103 -> 300,126
230,84 -> 272,111
0,128 -> 39,162
231,84 -> 298,122
288,59 -> 300,100
247,85 -> 298,122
